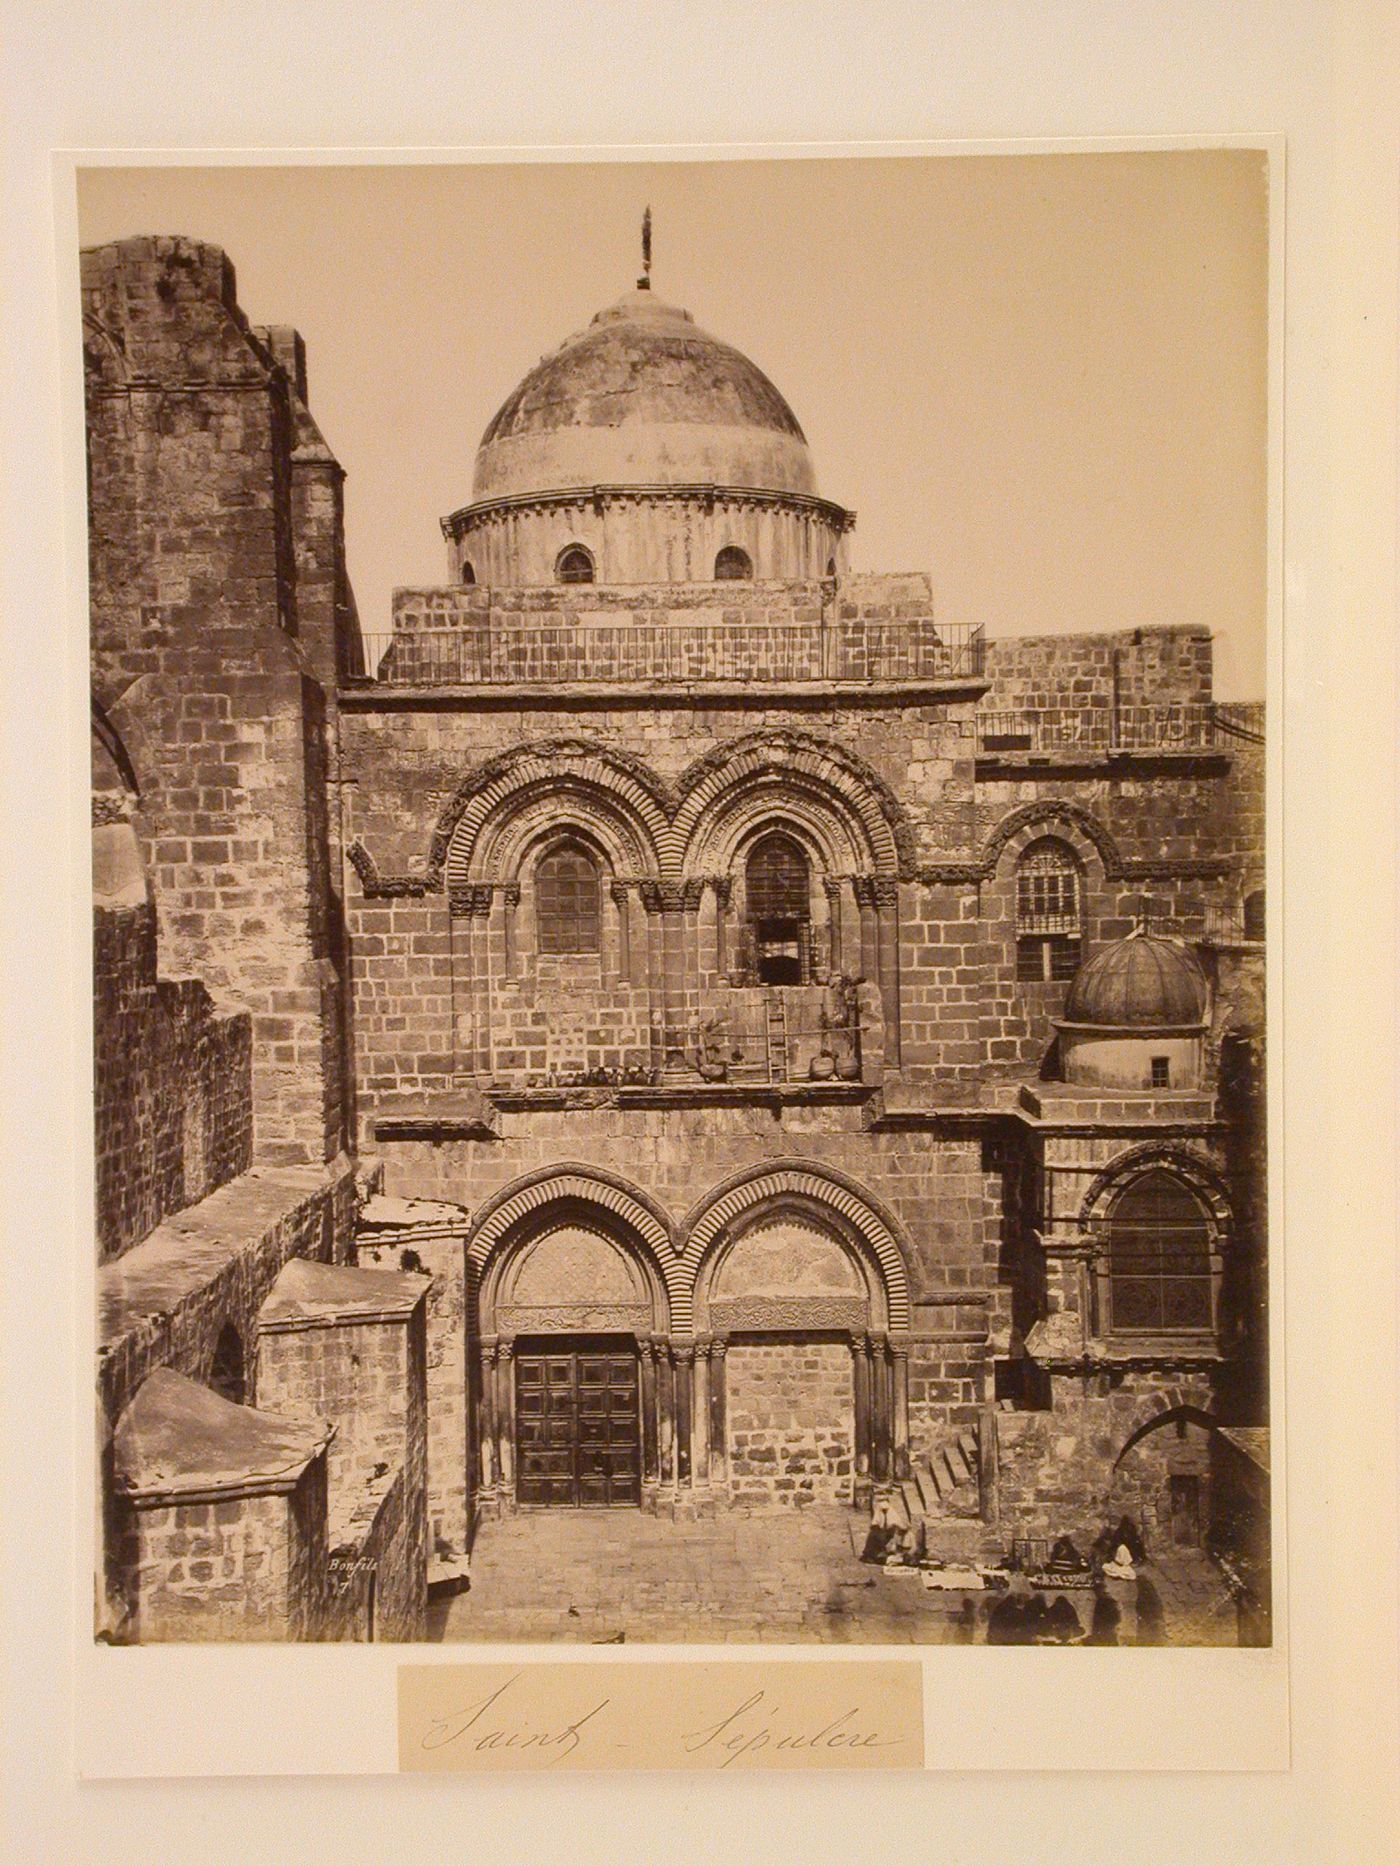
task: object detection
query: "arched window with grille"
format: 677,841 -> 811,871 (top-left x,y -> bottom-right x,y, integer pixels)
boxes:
1243,887 -> 1265,941
1016,838 -> 1082,982
535,841 -> 602,954
555,544 -> 595,585
715,545 -> 753,581
745,830 -> 811,984
1104,1169 -> 1215,1334
460,559 -> 477,586
209,1322 -> 246,1406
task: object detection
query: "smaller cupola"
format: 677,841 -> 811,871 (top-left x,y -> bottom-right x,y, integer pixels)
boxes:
1056,928 -> 1208,1091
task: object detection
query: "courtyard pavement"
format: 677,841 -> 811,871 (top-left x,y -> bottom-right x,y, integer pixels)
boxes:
428,1506 -> 1241,1645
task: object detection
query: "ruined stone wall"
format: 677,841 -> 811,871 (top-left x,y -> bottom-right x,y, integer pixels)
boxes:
94,898 -> 253,1261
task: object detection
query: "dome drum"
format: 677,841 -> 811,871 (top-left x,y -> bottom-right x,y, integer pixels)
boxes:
442,484 -> 853,588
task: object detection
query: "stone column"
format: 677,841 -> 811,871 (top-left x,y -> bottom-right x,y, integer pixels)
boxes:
500,882 -> 521,981
478,1338 -> 499,1493
823,876 -> 845,977
495,1339 -> 516,1499
450,887 -> 492,1077
610,881 -> 632,984
655,1336 -> 676,1488
855,876 -> 880,986
639,1337 -> 660,1485
870,1332 -> 892,1482
851,1332 -> 872,1484
874,876 -> 902,1068
673,1342 -> 694,1487
711,876 -> 732,980
707,1339 -> 728,1488
891,1339 -> 911,1480
692,1338 -> 712,1488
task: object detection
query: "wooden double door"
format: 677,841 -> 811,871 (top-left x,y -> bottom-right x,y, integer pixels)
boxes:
514,1336 -> 642,1508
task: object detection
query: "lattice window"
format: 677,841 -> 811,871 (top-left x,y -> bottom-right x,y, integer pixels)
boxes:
535,842 -> 602,954
715,545 -> 753,580
555,544 -> 595,585
1243,888 -> 1265,941
746,831 -> 811,985
1016,839 -> 1082,982
1105,1170 -> 1214,1334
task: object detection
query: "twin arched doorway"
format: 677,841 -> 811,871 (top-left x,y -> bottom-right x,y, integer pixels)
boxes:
468,1179 -> 908,1517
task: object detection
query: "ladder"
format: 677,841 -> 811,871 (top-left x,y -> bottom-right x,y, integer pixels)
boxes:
765,991 -> 788,1083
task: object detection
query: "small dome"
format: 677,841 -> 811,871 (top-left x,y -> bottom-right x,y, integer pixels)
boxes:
1061,931 -> 1206,1030
472,288 -> 818,502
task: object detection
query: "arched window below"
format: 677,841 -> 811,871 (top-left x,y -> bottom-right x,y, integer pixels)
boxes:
1243,888 -> 1265,941
209,1322 -> 246,1406
1104,1170 -> 1215,1334
1016,838 -> 1082,982
825,557 -> 837,577
556,544 -> 595,585
714,545 -> 753,581
535,841 -> 602,954
746,830 -> 811,984
460,559 -> 477,586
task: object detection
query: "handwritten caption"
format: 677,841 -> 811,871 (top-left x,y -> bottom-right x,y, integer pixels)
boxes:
398,1661 -> 923,1772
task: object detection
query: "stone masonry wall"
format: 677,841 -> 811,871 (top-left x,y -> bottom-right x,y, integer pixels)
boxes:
117,1460 -> 328,1644
726,1338 -> 855,1506
84,236 -> 350,1168
94,898 -> 253,1262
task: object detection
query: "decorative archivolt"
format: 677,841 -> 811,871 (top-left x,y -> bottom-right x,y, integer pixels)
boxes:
680,1162 -> 912,1331
1077,1143 -> 1233,1232
439,741 -> 672,890
350,728 -> 917,898
466,1164 -> 677,1271
462,1160 -> 914,1338
982,801 -> 1122,880
673,731 -> 909,878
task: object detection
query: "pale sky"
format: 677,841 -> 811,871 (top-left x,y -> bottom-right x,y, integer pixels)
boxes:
78,152 -> 1267,697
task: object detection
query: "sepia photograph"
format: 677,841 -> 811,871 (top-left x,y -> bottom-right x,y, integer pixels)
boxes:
82,150 -> 1270,1653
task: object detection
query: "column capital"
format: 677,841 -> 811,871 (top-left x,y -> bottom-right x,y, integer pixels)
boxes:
709,874 -> 733,906
499,882 -> 521,908
450,883 -> 495,917
851,874 -> 878,907
672,1340 -> 696,1367
871,875 -> 900,908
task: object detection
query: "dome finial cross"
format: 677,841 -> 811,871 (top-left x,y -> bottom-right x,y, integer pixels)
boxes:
638,205 -> 652,291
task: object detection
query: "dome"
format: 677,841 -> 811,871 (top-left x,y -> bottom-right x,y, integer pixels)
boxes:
471,288 -> 820,503
1061,931 -> 1207,1030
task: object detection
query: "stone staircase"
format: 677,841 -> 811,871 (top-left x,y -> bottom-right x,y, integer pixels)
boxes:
889,1425 -> 987,1560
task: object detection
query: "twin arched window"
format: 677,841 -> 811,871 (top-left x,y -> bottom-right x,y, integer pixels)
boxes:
1016,839 -> 1082,982
1105,1169 -> 1214,1334
715,545 -> 753,581
556,544 -> 595,586
535,841 -> 601,953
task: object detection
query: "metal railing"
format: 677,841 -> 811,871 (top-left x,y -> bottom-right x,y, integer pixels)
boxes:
354,619 -> 984,686
977,701 -> 1226,754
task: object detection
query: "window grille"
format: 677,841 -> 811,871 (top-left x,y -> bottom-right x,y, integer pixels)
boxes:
556,544 -> 595,585
1016,839 -> 1081,982
1105,1170 -> 1214,1333
715,545 -> 753,580
1150,1056 -> 1172,1088
535,843 -> 601,953
1243,888 -> 1265,941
